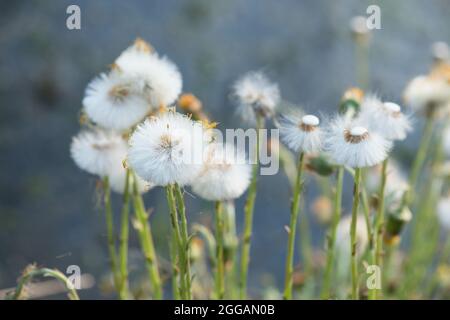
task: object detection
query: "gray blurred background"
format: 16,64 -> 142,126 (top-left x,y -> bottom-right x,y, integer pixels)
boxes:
0,0 -> 449,299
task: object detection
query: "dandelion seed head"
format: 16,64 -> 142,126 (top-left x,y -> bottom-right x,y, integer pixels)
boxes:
70,129 -> 127,177
83,72 -> 152,131
232,71 -> 280,124
115,45 -> 182,108
128,111 -> 204,186
325,116 -> 392,168
280,112 -> 322,154
191,143 -> 251,201
357,96 -> 412,141
403,75 -> 450,115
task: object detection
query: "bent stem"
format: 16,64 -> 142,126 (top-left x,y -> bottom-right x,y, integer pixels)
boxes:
350,168 -> 362,300
370,159 -> 388,299
215,201 -> 225,299
321,166 -> 344,299
10,266 -> 79,300
239,115 -> 263,299
118,169 -> 131,299
174,184 -> 192,299
283,152 -> 305,300
103,176 -> 120,295
132,175 -> 162,299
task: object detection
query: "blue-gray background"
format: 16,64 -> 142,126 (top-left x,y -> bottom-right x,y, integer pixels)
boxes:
0,0 -> 449,298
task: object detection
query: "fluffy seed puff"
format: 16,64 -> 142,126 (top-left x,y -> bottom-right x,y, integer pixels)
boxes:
279,112 -> 323,154
232,71 -> 280,124
357,96 -> 412,141
128,111 -> 205,186
83,71 -> 152,131
325,116 -> 392,168
70,129 -> 150,193
191,143 -> 251,201
115,40 -> 182,108
403,75 -> 450,116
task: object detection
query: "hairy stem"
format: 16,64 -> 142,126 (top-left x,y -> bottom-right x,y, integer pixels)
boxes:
118,169 -> 131,299
321,166 -> 344,299
350,168 -> 362,300
283,152 -> 305,299
215,201 -> 225,299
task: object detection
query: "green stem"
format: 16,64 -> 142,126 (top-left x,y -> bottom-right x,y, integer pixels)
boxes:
215,201 -> 225,299
321,166 -> 344,299
166,184 -> 187,299
371,159 -> 388,299
132,175 -> 162,299
169,232 -> 181,300
118,169 -> 131,300
403,116 -> 434,206
283,152 -> 305,299
350,168 -> 362,300
10,266 -> 80,300
103,176 -> 120,295
239,115 -> 263,299
174,184 -> 192,300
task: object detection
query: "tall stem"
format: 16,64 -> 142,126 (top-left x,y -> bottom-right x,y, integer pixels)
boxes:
132,175 -> 162,299
371,159 -> 388,299
174,184 -> 192,299
103,176 -> 120,294
166,185 -> 186,298
118,169 -> 131,299
215,201 -> 225,299
283,152 -> 305,299
321,166 -> 344,299
350,168 -> 362,300
403,116 -> 434,206
239,115 -> 263,299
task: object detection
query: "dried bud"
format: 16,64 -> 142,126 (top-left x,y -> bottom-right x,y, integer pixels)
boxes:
306,154 -> 337,176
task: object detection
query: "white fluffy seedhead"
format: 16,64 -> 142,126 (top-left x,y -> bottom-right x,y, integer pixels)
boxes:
191,143 -> 251,201
232,71 -> 280,124
279,111 -> 323,154
403,75 -> 450,115
128,111 -> 205,186
358,96 -> 412,141
70,129 -> 127,177
115,46 -> 182,108
325,116 -> 392,168
83,72 -> 152,131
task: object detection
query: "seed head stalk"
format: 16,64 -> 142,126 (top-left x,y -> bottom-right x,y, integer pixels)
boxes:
283,152 -> 305,299
215,201 -> 225,299
350,168 -> 362,299
370,159 -> 388,299
239,114 -> 263,299
174,184 -> 193,299
403,115 -> 434,206
118,168 -> 131,299
321,166 -> 344,299
102,176 -> 120,296
132,173 -> 162,299
166,184 -> 187,299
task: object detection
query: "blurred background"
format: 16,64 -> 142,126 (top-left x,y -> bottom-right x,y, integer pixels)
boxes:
0,0 -> 449,299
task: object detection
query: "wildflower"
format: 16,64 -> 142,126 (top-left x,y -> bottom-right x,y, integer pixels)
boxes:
115,41 -> 182,108
358,96 -> 412,141
403,75 -> 450,116
279,113 -> 323,154
339,87 -> 364,116
82,72 -> 152,131
431,41 -> 449,64
127,111 -> 204,186
350,16 -> 370,42
437,196 -> 450,231
70,129 -> 127,177
191,143 -> 251,201
326,116 -> 392,168
108,160 -> 152,194
232,71 -> 280,124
